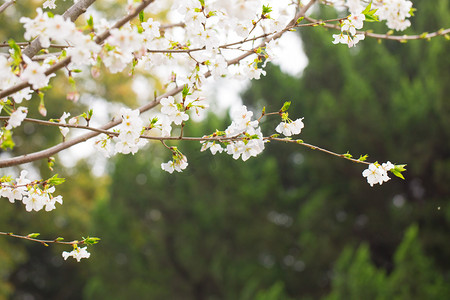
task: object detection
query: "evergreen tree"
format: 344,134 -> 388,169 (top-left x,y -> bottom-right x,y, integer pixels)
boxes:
388,225 -> 449,300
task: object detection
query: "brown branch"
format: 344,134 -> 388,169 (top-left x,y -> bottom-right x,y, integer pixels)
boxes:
146,17 -> 345,54
0,0 -> 15,14
0,42 -> 71,49
94,0 -> 155,44
0,231 -> 85,246
0,0 -> 318,168
22,0 -> 97,59
0,116 -> 248,142
268,137 -> 370,165
304,16 -> 450,41
0,0 -> 155,100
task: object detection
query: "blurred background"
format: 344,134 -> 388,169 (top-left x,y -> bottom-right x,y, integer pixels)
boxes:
0,0 -> 449,299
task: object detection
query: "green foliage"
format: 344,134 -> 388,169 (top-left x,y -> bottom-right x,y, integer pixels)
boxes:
325,244 -> 388,300
326,225 -> 449,300
388,225 -> 449,299
362,2 -> 380,22
46,174 -> 65,186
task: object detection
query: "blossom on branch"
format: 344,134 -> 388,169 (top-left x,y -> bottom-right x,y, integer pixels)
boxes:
62,246 -> 90,262
362,162 -> 395,187
6,107 -> 28,130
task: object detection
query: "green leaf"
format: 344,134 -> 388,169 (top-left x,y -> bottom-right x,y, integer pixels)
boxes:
83,236 -> 101,245
361,2 -> 372,14
358,154 -> 368,162
182,84 -> 190,98
87,15 -> 94,27
391,170 -> 405,180
0,129 -> 15,150
281,101 -> 291,112
8,39 -> 22,66
361,2 -> 379,22
343,151 -> 353,159
47,174 -> 65,186
262,5 -> 272,15
390,164 -> 407,180
364,13 -> 379,22
0,175 -> 13,183
27,233 -> 41,238
296,17 -> 304,24
139,10 -> 144,23
55,237 -> 64,241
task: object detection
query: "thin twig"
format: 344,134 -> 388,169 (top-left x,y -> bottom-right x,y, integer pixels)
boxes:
0,231 -> 85,246
268,137 -> 370,165
304,16 -> 450,41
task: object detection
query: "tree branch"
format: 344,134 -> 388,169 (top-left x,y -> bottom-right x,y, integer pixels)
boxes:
0,0 -> 15,14
0,0 -> 155,100
304,16 -> 450,41
268,137 -> 370,165
0,0 -> 319,168
22,0 -> 97,59
0,231 -> 86,246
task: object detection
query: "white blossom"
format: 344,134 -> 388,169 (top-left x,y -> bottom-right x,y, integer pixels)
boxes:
43,0 -> 56,9
59,112 -> 70,138
62,246 -> 91,262
21,56 -> 55,89
6,107 -> 28,130
362,162 -> 393,187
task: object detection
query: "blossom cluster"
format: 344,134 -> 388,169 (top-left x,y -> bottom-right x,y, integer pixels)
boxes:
372,0 -> 414,31
333,12 -> 366,47
20,8 -> 101,68
0,1 -> 294,116
200,105 -> 266,162
93,108 -> 148,157
0,171 -> 63,212
362,161 -> 395,187
161,151 -> 189,174
62,246 -> 90,262
330,0 -> 414,47
275,113 -> 304,137
5,107 -> 28,130
344,1 -> 413,31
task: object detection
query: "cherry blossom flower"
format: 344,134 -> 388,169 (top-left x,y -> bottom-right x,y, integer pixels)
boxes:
362,162 -> 394,187
59,112 -> 71,138
21,56 -> 55,89
161,154 -> 188,173
62,246 -> 91,262
160,96 -> 178,115
43,0 -> 56,9
6,107 -> 28,130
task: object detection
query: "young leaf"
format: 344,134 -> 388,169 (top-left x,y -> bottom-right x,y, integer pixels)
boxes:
47,174 -> 66,186
281,101 -> 291,112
